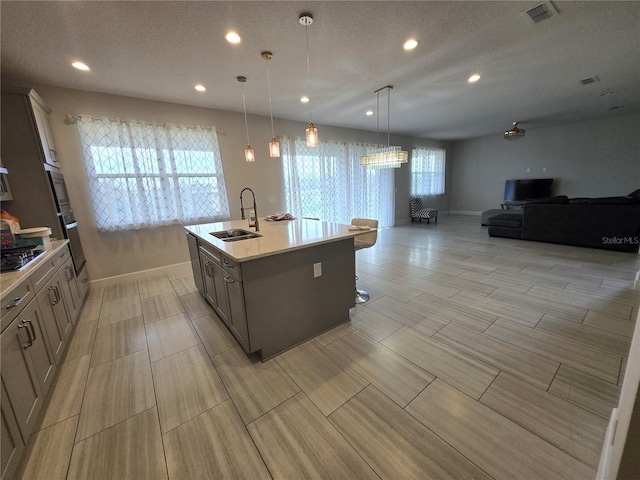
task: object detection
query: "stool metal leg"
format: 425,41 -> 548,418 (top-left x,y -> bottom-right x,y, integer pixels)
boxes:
355,275 -> 370,304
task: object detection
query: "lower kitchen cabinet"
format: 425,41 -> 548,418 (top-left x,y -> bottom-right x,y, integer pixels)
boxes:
58,257 -> 81,323
224,272 -> 249,351
200,247 -> 229,326
36,274 -> 70,364
0,300 -> 54,443
1,380 -> 24,480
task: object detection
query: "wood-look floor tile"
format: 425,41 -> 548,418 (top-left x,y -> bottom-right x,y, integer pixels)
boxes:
486,318 -> 622,383
378,261 -> 436,278
428,272 -> 497,296
349,305 -> 404,341
434,323 -> 559,390
85,286 -> 104,301
491,289 -> 588,323
381,327 -> 498,399
212,347 -> 300,424
356,261 -> 405,281
554,264 -> 638,281
68,408 -> 167,480
169,276 -> 197,296
527,285 -> 632,319
459,270 -> 532,294
406,379 -> 596,480
436,258 -> 497,274
521,266 -> 602,288
76,350 -> 156,441
327,331 -> 434,407
329,385 -> 492,480
17,415 -> 78,480
248,392 -> 379,479
138,275 -> 174,299
103,280 -> 139,302
99,295 -> 142,327
393,275 -> 462,299
449,290 -> 543,327
583,310 -> 637,337
39,355 -> 91,430
76,297 -> 102,324
489,268 -> 569,290
163,400 -> 270,480
409,293 -> 496,332
565,282 -> 640,308
141,292 -> 186,324
276,340 -> 369,416
166,265 -> 194,281
366,295 -> 449,336
179,292 -> 213,319
358,275 -> 423,302
481,372 -> 607,468
64,321 -> 98,362
549,365 -> 621,419
314,321 -> 355,346
192,313 -> 237,357
152,345 -> 229,433
536,315 -> 631,357
409,260 -> 467,276
91,317 -> 147,367
145,312 -> 201,362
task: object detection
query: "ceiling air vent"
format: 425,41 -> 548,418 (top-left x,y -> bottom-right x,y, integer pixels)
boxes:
521,1 -> 559,24
579,76 -> 600,85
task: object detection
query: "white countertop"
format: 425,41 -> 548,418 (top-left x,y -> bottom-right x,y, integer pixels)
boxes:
185,218 -> 372,262
0,240 -> 69,299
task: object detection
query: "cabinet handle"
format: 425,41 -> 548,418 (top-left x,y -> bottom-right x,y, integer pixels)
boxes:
5,292 -> 30,310
81,278 -> 88,283
224,275 -> 235,284
48,286 -> 59,305
24,319 -> 37,342
53,285 -> 62,303
18,323 -> 33,349
223,260 -> 235,269
66,265 -> 74,281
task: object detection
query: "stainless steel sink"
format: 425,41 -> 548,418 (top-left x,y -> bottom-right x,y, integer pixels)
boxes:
211,229 -> 262,242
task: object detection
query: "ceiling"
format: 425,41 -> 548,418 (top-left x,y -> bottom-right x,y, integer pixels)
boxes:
2,1 -> 639,140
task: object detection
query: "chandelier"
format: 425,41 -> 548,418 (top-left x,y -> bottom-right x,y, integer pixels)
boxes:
361,85 -> 408,168
504,121 -> 526,141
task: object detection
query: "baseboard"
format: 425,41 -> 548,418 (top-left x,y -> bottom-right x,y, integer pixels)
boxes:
449,210 -> 482,216
90,261 -> 191,288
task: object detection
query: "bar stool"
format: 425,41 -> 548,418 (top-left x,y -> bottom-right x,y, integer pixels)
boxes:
351,218 -> 378,304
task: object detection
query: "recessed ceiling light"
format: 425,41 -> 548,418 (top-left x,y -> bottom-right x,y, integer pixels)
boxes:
403,39 -> 419,51
300,96 -> 310,103
225,31 -> 241,44
468,74 -> 481,83
71,61 -> 90,71
194,84 -> 206,92
366,110 -> 374,116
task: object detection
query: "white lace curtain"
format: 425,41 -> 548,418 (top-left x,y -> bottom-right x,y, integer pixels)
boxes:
281,136 -> 395,227
75,116 -> 230,231
411,147 -> 446,196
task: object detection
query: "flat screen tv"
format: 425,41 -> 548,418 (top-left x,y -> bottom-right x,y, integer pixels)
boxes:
504,178 -> 553,202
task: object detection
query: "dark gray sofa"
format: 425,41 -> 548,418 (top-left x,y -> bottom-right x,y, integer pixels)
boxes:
487,194 -> 640,252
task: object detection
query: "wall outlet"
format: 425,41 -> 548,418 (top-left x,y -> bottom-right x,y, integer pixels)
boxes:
313,262 -> 322,278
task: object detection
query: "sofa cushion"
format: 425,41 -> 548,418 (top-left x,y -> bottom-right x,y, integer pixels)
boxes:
525,196 -> 569,205
627,188 -> 640,199
587,196 -> 637,205
486,213 -> 523,228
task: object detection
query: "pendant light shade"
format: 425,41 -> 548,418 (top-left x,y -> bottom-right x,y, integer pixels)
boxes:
300,13 -> 318,147
237,76 -> 255,162
504,121 -> 526,141
262,51 -> 281,158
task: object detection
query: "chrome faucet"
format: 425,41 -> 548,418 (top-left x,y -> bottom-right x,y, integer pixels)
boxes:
240,187 -> 259,231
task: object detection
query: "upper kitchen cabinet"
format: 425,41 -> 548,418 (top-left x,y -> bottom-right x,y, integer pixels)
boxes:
28,92 -> 58,167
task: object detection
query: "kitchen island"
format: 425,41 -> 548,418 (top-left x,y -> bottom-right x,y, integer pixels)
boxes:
185,218 -> 369,359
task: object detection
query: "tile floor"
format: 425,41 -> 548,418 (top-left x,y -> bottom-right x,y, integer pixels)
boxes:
15,215 -> 639,480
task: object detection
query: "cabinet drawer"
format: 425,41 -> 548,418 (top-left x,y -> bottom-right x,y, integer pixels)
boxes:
199,245 -> 221,264
1,279 -> 35,332
221,255 -> 242,280
30,246 -> 70,293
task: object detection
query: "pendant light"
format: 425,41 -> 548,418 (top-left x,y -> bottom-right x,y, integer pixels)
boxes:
360,85 -> 408,168
237,76 -> 255,162
504,121 -> 526,141
299,13 -> 318,147
261,51 -> 280,158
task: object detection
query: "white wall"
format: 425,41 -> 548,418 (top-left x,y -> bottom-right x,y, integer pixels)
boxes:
450,112 -> 640,212
33,84 -> 451,280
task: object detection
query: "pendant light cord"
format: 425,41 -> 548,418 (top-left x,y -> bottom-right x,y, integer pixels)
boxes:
387,87 -> 391,147
266,60 -> 275,138
305,23 -> 313,123
376,91 -> 380,147
241,83 -> 250,144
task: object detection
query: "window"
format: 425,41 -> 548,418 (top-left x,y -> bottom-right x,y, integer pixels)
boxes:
75,117 -> 229,231
281,137 -> 395,227
411,147 -> 446,196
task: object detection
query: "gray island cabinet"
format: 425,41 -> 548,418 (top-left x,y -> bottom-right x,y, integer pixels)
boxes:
185,219 -> 366,359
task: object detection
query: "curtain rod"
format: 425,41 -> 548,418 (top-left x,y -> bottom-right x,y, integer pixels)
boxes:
65,114 -> 217,131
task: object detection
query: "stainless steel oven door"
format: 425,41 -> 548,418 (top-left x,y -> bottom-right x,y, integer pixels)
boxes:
60,211 -> 86,273
48,170 -> 71,213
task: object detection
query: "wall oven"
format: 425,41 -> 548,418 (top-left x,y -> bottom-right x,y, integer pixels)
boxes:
60,210 -> 86,274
